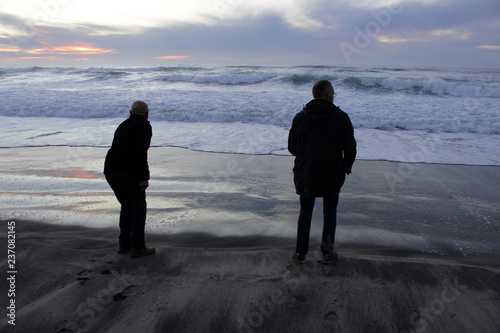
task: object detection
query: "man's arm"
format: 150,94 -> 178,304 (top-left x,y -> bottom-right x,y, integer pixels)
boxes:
342,116 -> 357,174
288,114 -> 299,156
134,122 -> 152,181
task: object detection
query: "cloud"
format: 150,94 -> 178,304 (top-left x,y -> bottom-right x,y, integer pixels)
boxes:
375,35 -> 409,43
29,43 -> 115,55
0,13 -> 29,34
375,28 -> 472,44
430,29 -> 471,40
87,14 -> 320,62
331,0 -> 500,66
478,45 -> 500,51
0,44 -> 20,52
0,0 -> 499,67
155,55 -> 193,60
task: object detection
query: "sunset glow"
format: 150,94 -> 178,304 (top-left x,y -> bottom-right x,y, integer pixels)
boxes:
51,45 -> 114,54
430,29 -> 471,40
155,55 -> 193,60
25,44 -> 114,55
0,0 -> 498,67
376,35 -> 408,44
478,45 -> 500,51
0,44 -> 20,52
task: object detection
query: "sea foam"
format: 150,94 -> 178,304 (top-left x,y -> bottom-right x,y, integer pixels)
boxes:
1,65 -> 499,164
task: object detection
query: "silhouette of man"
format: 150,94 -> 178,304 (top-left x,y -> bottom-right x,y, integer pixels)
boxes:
288,80 -> 356,264
104,101 -> 156,258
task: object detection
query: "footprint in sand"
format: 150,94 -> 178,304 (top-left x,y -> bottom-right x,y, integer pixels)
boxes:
325,311 -> 338,321
77,270 -> 92,285
325,301 -> 339,321
88,253 -> 107,262
290,293 -> 308,302
113,285 -> 139,302
113,293 -> 128,302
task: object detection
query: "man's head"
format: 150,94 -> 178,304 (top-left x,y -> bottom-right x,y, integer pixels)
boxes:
130,101 -> 149,119
312,80 -> 335,102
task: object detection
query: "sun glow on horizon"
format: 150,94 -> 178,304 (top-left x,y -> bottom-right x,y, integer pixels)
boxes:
1,42 -> 114,62
155,55 -> 193,60
25,43 -> 115,55
0,44 -> 20,52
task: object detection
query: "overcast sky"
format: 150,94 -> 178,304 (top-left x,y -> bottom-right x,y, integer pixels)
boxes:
0,0 -> 499,68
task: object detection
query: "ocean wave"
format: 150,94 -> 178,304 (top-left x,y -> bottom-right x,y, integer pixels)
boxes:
287,74 -> 318,85
342,76 -> 500,97
1,116 -> 499,165
0,65 -> 498,135
2,66 -> 499,98
156,66 -> 207,72
75,70 -> 131,80
226,65 -> 270,69
2,93 -> 497,135
149,71 -> 500,98
24,66 -> 48,73
155,73 -> 274,85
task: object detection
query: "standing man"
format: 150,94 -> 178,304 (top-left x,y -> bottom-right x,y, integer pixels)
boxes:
104,101 -> 156,258
288,80 -> 356,264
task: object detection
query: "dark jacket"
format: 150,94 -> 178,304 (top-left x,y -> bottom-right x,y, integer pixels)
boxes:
104,114 -> 152,181
288,99 -> 356,197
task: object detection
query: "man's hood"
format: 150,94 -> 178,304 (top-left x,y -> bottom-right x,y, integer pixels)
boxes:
303,98 -> 339,123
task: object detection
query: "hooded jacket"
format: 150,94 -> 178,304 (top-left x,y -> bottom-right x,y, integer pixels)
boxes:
104,114 -> 152,181
288,98 -> 356,197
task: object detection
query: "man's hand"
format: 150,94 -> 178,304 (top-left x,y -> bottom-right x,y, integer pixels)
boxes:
139,180 -> 149,191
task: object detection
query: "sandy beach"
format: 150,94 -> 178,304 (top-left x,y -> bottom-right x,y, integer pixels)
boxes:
0,146 -> 499,333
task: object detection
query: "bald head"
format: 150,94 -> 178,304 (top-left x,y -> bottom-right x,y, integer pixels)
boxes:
312,80 -> 334,101
130,101 -> 149,119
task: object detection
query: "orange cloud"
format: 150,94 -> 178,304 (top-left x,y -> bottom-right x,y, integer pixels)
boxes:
478,45 -> 500,51
21,42 -> 114,55
25,48 -> 49,54
0,44 -> 21,52
155,55 -> 192,59
0,41 -> 114,61
50,45 -> 114,54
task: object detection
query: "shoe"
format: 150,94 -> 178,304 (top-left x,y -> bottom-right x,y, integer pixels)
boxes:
292,252 -> 305,262
322,252 -> 338,264
130,246 -> 156,258
118,247 -> 131,254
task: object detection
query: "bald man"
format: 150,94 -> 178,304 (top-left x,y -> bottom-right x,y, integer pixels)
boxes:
104,101 -> 155,258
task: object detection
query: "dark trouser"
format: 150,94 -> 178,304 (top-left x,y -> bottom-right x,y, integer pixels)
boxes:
105,174 -> 147,251
295,193 -> 339,255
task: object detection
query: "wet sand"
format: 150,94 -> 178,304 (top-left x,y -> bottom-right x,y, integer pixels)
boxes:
0,146 -> 499,332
